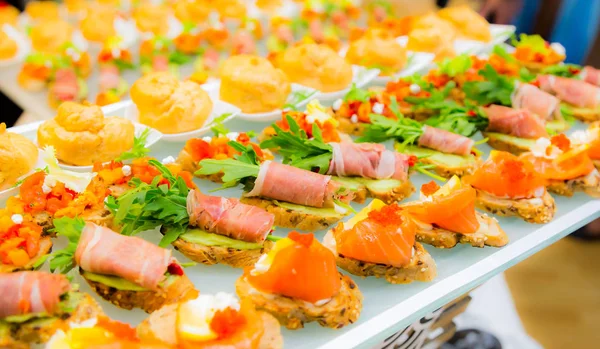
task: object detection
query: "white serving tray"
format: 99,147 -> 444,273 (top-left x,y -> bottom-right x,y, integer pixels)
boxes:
4,103 -> 599,349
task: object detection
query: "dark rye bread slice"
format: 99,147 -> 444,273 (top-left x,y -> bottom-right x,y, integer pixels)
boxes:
474,189 -> 556,224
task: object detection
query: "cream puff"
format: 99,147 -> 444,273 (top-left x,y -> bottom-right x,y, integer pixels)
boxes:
345,29 -> 407,76
219,54 -> 291,113
80,5 -> 117,44
173,0 -> 211,25
132,3 -> 169,36
0,3 -> 19,26
0,123 -> 38,190
130,72 -> 213,134
0,30 -> 17,60
407,26 -> 456,61
30,19 -> 74,54
25,1 -> 60,22
37,102 -> 135,166
438,5 -> 491,42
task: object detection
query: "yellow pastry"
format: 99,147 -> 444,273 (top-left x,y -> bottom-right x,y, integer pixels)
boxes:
215,0 -> 247,19
25,1 -> 60,21
30,19 -> 74,54
0,3 -> 19,26
133,4 -> 169,35
174,0 -> 211,24
345,29 -> 407,76
276,43 -> 353,92
219,54 -> 291,113
64,0 -> 88,15
37,102 -> 135,166
438,5 -> 492,42
411,13 -> 457,39
0,30 -> 17,60
0,123 -> 38,190
80,5 -> 117,43
407,27 -> 456,62
130,72 -> 213,134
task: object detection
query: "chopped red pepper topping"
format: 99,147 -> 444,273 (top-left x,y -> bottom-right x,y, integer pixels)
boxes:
288,231 -> 314,247
167,262 -> 184,276
210,307 -> 247,339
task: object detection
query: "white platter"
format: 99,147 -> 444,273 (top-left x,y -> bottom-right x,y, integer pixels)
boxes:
0,24 -> 31,68
373,52 -> 436,85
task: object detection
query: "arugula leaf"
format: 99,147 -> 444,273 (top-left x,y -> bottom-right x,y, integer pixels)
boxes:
403,81 -> 459,111
197,159 -> 260,184
210,113 -> 232,136
116,128 -> 152,161
492,45 -> 516,63
511,33 -> 549,54
343,83 -> 372,103
357,114 -> 423,144
463,64 -> 515,106
425,105 -> 489,137
169,50 -> 193,65
438,54 -> 472,77
47,217 -> 86,274
283,90 -> 317,111
113,59 -> 136,71
540,63 -> 582,78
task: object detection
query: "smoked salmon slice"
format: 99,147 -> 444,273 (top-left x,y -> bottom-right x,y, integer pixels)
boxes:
333,204 -> 415,268
245,232 -> 340,304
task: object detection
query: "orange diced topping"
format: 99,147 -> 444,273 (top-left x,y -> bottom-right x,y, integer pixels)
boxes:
210,307 -> 247,339
550,134 -> 571,152
367,203 -> 405,226
96,316 -> 138,341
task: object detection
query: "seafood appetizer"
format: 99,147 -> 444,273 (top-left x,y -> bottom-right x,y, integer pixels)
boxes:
345,28 -> 406,76
482,104 -> 548,154
38,102 -> 135,166
323,200 -> 437,283
403,177 -> 509,248
137,293 -> 283,348
511,34 -> 566,72
0,123 -> 38,190
437,5 -> 492,42
106,160 -> 277,268
219,55 -> 291,114
520,135 -> 600,197
464,151 -> 556,224
535,75 -> 600,122
260,114 -> 415,203
236,231 -> 363,330
50,217 -> 198,313
572,122 -> 600,169
0,271 -> 102,348
198,146 -> 354,230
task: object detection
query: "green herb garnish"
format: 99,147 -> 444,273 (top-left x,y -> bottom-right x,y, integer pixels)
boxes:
357,113 -> 423,144
438,54 -> 473,77
116,128 -> 152,162
463,64 -> 515,106
196,142 -> 261,186
46,217 -> 86,274
343,83 -> 372,103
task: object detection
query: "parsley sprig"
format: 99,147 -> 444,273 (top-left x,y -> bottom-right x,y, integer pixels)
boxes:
42,217 -> 86,274
424,104 -> 489,137
357,113 -> 423,144
196,142 -> 261,187
116,128 -> 152,162
463,64 -> 516,106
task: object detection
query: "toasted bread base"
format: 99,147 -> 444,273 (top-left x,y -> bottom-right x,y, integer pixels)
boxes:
418,155 -> 480,178
482,132 -> 532,155
594,160 -> 600,171
9,293 -> 103,345
334,116 -> 367,136
177,148 -> 225,183
239,197 -> 345,231
563,104 -> 600,123
137,302 -> 283,348
546,174 -> 600,198
0,237 -> 52,273
474,189 -> 556,224
82,269 -> 198,313
172,238 -> 274,268
347,178 -> 415,204
32,208 -> 117,235
236,273 -> 362,330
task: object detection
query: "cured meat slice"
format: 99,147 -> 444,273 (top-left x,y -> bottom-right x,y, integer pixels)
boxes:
187,190 -> 275,243
327,142 -> 410,181
152,55 -> 169,72
538,75 -> 600,108
99,65 -> 120,91
0,271 -> 70,317
244,161 -> 338,208
485,104 -> 548,139
511,83 -> 560,120
51,69 -> 79,102
580,66 -> 600,86
75,223 -> 172,290
417,126 -> 475,156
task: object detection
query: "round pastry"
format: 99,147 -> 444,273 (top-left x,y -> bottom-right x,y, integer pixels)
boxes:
345,29 -> 407,76
407,26 -> 456,62
0,123 -> 38,190
276,43 -> 352,92
438,5 -> 491,42
80,5 -> 117,43
130,72 -> 213,134
174,0 -> 211,24
219,54 -> 291,113
0,30 -> 18,60
411,13 -> 458,39
25,1 -> 60,21
64,0 -> 88,15
133,4 -> 169,36
37,102 -> 135,166
215,0 -> 247,19
30,19 -> 73,54
0,3 -> 19,26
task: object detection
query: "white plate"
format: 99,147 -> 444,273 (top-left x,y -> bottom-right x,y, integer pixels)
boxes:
373,52 -> 435,85
124,99 -> 241,142
0,24 -> 31,68
477,24 -> 517,54
202,81 -> 317,122
313,65 -> 380,102
0,149 -> 45,201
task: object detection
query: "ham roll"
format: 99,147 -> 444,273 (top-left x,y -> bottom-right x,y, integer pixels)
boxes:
75,223 -> 172,290
511,83 -> 561,120
99,65 -> 121,91
187,190 -> 275,243
417,126 -> 475,156
485,105 -> 548,139
0,271 -> 70,318
580,66 -> 600,87
51,69 -> 79,102
244,161 -> 347,208
538,75 -> 600,108
327,142 -> 410,181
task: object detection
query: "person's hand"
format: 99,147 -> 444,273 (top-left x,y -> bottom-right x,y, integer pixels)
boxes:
479,0 -> 524,24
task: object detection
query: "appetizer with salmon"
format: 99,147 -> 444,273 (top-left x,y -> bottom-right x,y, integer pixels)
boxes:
520,135 -> 600,197
198,146 -> 354,231
236,231 -> 363,330
463,151 -> 556,223
535,74 -> 600,122
0,271 -> 103,348
106,160 -> 278,268
511,34 -> 566,72
571,122 -> 600,169
402,177 -> 509,248
137,293 -> 283,348
260,114 -> 415,203
49,217 -> 198,313
323,200 -> 437,283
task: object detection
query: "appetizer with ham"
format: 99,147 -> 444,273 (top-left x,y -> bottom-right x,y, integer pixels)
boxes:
137,293 -> 283,348
49,217 -> 198,313
261,114 -> 415,203
535,75 -> 600,122
106,160 -> 277,268
0,271 -> 102,347
96,38 -> 135,106
464,151 -> 556,223
402,177 -> 509,248
47,68 -> 88,109
511,34 -> 566,72
236,231 -> 363,330
520,135 -> 600,197
138,37 -> 180,76
17,53 -> 55,92
323,200 -> 437,283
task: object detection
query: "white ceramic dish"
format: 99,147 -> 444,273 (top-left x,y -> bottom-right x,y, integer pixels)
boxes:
373,52 -> 436,85
313,65 -> 380,102
0,24 -> 31,68
202,81 -> 317,122
124,98 -> 241,142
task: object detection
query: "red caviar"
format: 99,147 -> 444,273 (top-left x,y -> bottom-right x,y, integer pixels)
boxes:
367,203 -> 405,226
210,308 -> 247,339
96,316 -> 139,342
550,134 -> 571,151
421,181 -> 441,196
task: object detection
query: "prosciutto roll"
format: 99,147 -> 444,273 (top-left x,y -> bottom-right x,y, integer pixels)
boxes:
0,271 -> 70,318
99,65 -> 120,91
511,83 -> 561,120
580,66 -> 600,87
245,161 -> 344,208
538,75 -> 600,108
75,223 -> 172,290
51,69 -> 79,102
417,126 -> 474,156
327,142 -> 410,181
485,105 -> 548,139
187,190 -> 275,243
